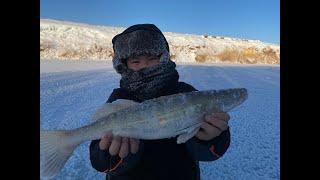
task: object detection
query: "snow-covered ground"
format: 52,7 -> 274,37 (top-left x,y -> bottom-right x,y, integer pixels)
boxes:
40,60 -> 280,180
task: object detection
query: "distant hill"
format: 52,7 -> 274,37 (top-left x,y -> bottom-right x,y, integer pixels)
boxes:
40,19 -> 280,64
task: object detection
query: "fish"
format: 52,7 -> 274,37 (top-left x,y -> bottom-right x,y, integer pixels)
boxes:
40,88 -> 248,179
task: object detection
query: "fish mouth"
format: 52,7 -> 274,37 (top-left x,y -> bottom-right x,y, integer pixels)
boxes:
240,88 -> 248,101
234,88 -> 248,107
229,88 -> 248,111
244,90 -> 249,102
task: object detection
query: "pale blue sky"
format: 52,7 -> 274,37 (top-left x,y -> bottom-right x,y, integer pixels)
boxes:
41,0 -> 279,44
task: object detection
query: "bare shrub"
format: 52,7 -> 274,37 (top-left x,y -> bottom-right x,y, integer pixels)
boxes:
195,54 -> 209,63
40,40 -> 55,51
170,54 -> 176,60
215,48 -> 240,63
214,47 -> 280,64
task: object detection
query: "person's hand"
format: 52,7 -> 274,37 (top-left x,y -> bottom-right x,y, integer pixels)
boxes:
195,112 -> 230,141
99,134 -> 140,158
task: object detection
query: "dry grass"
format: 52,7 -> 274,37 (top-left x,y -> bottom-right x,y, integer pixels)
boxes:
40,40 -> 55,51
194,47 -> 218,63
215,48 -> 241,63
57,47 -> 114,59
193,46 -> 279,64
41,43 -> 114,60
214,47 -> 279,64
170,54 -> 176,60
40,40 -> 279,64
261,47 -> 279,63
195,54 -> 211,63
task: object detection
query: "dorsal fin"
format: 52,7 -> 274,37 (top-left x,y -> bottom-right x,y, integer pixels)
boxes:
91,99 -> 138,122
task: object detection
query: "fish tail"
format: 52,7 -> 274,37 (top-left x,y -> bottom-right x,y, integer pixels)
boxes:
40,130 -> 80,179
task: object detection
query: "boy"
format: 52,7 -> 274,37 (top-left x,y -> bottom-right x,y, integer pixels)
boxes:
90,24 -> 231,180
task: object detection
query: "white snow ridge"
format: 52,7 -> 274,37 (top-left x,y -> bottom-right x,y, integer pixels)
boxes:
40,19 -> 280,64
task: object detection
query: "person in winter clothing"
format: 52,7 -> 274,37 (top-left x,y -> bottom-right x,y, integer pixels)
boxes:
89,24 -> 231,180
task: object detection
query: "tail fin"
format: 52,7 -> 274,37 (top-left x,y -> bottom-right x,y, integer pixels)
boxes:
40,130 -> 80,179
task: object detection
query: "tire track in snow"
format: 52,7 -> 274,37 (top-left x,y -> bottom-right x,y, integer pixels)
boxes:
232,67 -> 279,88
211,66 -> 242,88
212,66 -> 279,89
40,70 -> 119,130
41,70 -> 118,100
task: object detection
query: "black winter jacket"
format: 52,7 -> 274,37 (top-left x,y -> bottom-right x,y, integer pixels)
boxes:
90,82 -> 231,180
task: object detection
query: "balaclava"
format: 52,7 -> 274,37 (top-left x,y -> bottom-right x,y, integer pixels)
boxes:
111,24 -> 179,101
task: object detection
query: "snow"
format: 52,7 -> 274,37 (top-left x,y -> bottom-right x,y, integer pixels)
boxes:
40,19 -> 280,64
40,59 -> 112,73
40,60 -> 279,180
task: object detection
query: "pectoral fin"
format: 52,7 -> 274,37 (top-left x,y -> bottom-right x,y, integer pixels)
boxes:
176,124 -> 201,144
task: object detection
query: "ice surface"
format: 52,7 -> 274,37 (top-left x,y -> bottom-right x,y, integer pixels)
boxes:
40,60 -> 279,180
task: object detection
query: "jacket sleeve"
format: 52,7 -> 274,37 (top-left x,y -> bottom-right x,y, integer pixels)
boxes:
89,89 -> 144,176
185,127 -> 231,161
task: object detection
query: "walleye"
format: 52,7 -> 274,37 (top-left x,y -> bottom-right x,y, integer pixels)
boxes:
40,88 -> 248,179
